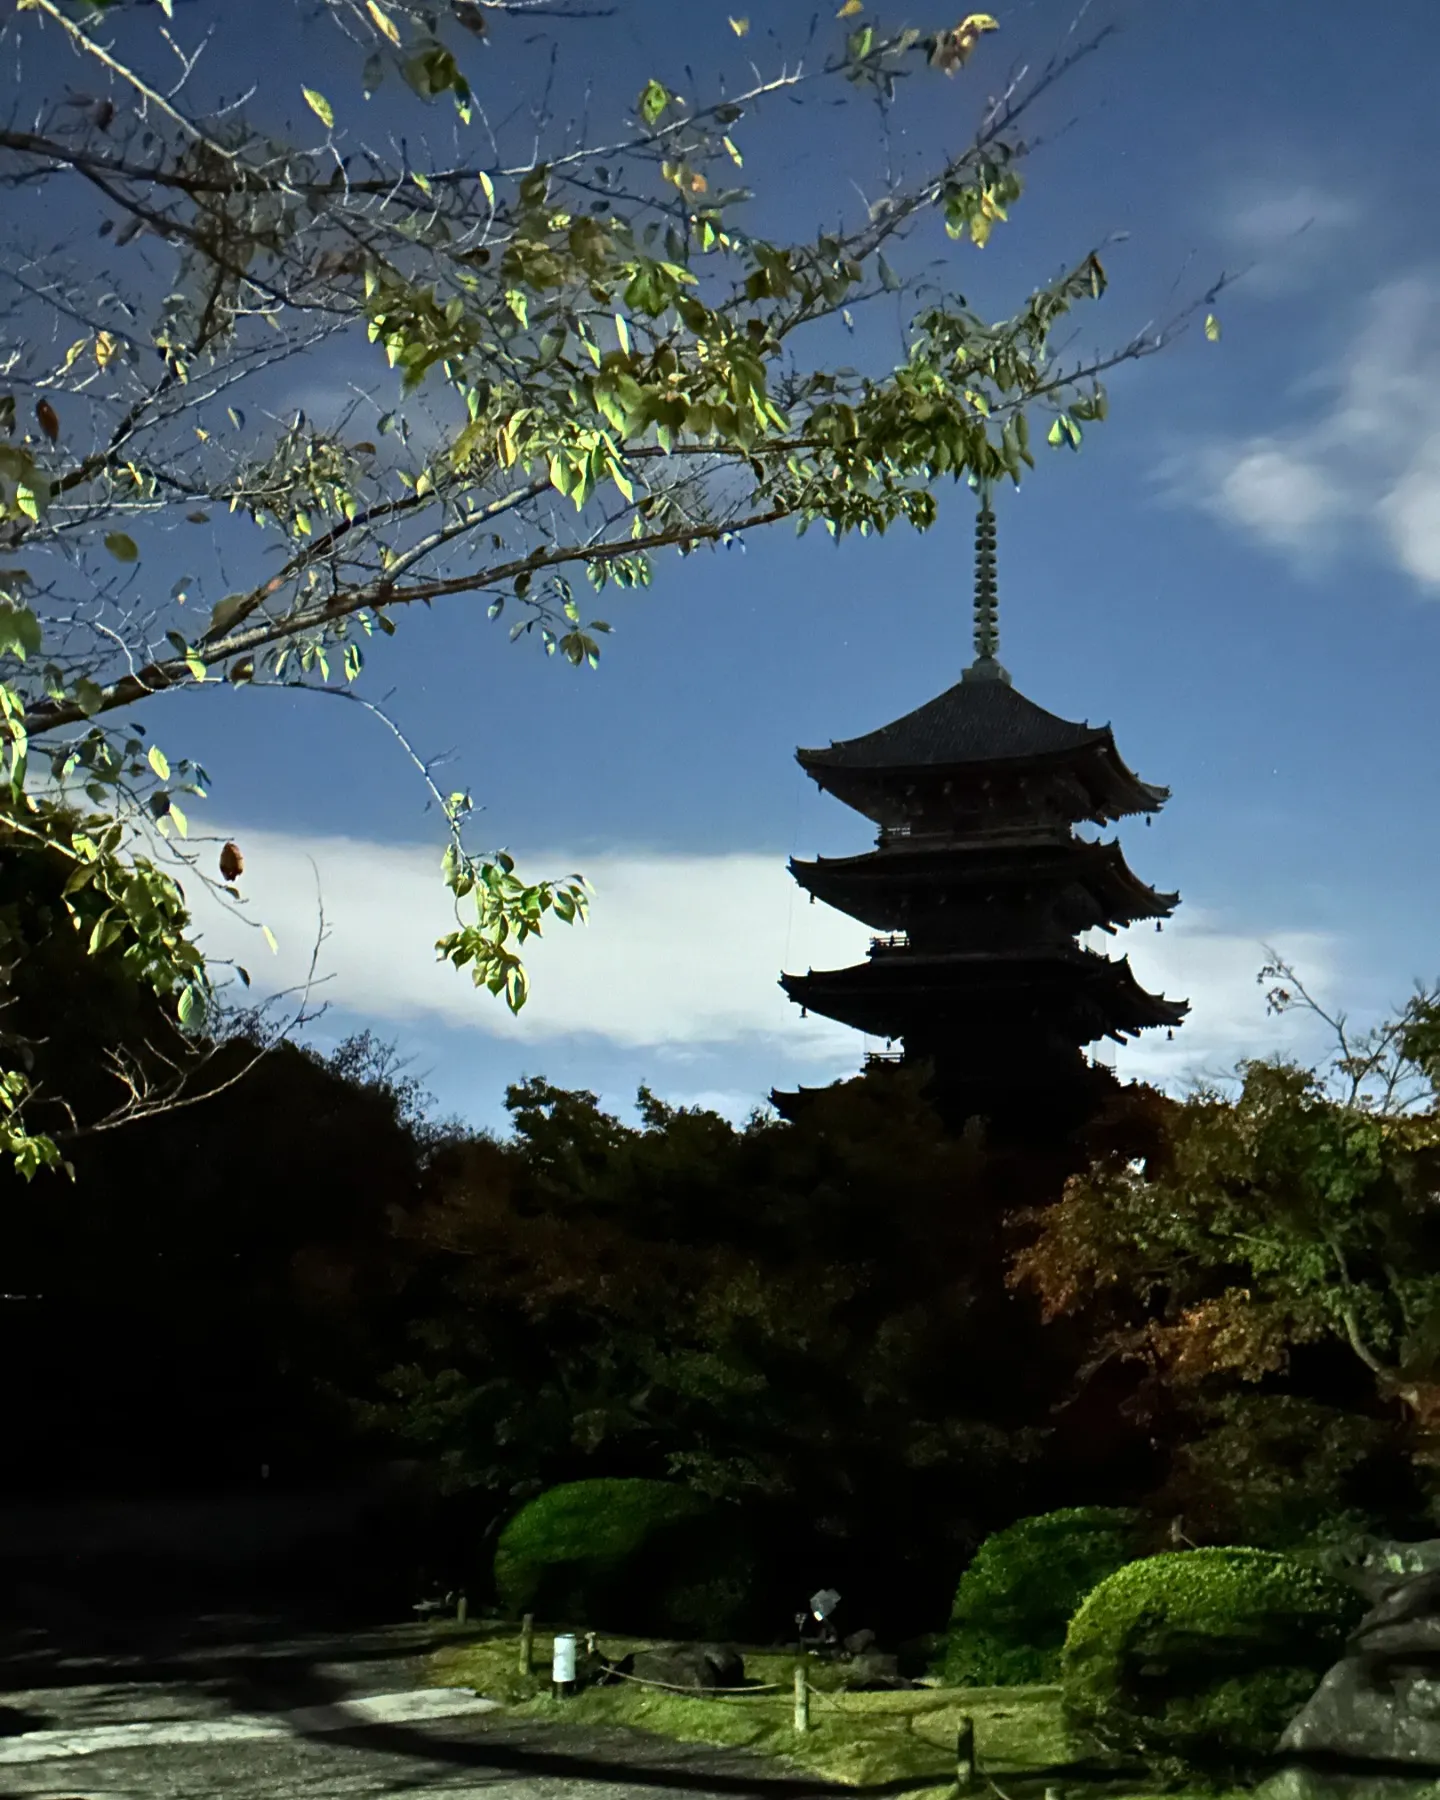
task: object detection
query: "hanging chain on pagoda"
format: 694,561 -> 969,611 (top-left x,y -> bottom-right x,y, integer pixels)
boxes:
973,485 -> 999,662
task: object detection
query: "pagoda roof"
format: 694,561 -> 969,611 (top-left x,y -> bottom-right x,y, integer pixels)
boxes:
802,677 -> 1103,771
780,947 -> 1187,1044
790,837 -> 1178,924
797,677 -> 1167,813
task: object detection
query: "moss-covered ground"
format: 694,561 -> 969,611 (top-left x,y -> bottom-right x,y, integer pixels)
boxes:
421,1619 -> 1259,1800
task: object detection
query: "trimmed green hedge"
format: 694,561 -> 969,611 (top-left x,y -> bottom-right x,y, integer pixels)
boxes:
933,1507 -> 1149,1687
1060,1547 -> 1363,1776
492,1478 -> 761,1639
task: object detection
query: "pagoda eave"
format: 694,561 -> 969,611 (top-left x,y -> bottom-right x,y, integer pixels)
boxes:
790,840 -> 1179,929
800,750 -> 1167,829
780,950 -> 1188,1043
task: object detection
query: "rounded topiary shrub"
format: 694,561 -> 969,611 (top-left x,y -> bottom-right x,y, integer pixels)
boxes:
1060,1547 -> 1364,1778
492,1478 -> 762,1639
933,1507 -> 1148,1687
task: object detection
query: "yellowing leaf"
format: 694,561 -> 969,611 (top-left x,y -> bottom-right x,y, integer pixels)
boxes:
723,135 -> 743,166
302,87 -> 335,129
1205,312 -> 1222,341
478,170 -> 495,206
366,0 -> 401,43
931,12 -> 999,72
728,14 -> 749,32
262,924 -> 279,953
148,744 -> 170,780
94,331 -> 119,368
837,0 -> 862,15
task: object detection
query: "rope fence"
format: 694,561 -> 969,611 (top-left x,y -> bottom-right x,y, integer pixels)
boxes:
511,1615 -> 997,1788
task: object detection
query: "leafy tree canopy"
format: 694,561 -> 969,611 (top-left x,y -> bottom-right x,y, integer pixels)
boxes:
1006,954 -> 1440,1508
0,0 -> 1225,1175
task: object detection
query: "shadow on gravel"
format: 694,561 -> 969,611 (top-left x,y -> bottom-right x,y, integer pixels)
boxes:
0,1610 -> 899,1793
0,1609 -> 1167,1798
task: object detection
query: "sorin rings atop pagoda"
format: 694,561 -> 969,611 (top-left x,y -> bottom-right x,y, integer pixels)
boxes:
772,491 -> 1187,1136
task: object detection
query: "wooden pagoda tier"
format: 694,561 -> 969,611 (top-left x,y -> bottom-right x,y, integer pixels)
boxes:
790,834 -> 1179,948
774,494 -> 1186,1139
780,944 -> 1186,1050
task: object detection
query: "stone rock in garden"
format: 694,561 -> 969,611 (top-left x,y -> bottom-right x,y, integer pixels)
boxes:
591,1650 -> 635,1686
838,1648 -> 920,1690
843,1628 -> 878,1657
1255,1762 -> 1440,1800
1343,1540 -> 1440,1606
629,1642 -> 746,1692
1276,1568 -> 1440,1765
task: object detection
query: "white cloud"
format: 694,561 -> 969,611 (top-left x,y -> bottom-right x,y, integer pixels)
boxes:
185,826 -> 868,1063
1097,911 -> 1341,1095
1218,181 -> 1361,297
661,1089 -> 777,1125
184,826 -> 1346,1099
1162,273 -> 1440,593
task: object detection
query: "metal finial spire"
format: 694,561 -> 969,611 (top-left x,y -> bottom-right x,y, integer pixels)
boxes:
962,479 -> 1011,685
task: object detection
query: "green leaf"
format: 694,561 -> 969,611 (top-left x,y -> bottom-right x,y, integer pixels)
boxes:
1205,312 -> 1222,342
103,531 -> 139,563
262,925 -> 279,953
0,602 -> 41,662
148,744 -> 171,780
73,678 -> 104,717
302,87 -> 335,128
208,594 -> 247,635
637,78 -> 671,126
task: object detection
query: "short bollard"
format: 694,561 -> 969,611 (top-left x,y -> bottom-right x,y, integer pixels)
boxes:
955,1715 -> 976,1793
456,1592 -> 468,1625
553,1632 -> 577,1700
793,1664 -> 809,1734
518,1613 -> 535,1675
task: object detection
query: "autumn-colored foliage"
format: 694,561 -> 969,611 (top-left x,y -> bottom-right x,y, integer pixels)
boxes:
1007,1045 -> 1440,1542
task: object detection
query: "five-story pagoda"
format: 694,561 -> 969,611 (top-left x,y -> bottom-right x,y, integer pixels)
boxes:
774,492 -> 1187,1140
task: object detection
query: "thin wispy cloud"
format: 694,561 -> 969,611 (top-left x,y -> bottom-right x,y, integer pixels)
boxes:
1159,274 -> 1440,592
183,825 -> 1343,1099
1218,180 -> 1362,297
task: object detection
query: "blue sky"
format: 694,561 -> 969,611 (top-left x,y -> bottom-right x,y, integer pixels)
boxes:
40,0 -> 1440,1134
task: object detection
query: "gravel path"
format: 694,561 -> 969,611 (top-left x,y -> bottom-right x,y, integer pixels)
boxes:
0,1613 -> 873,1800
